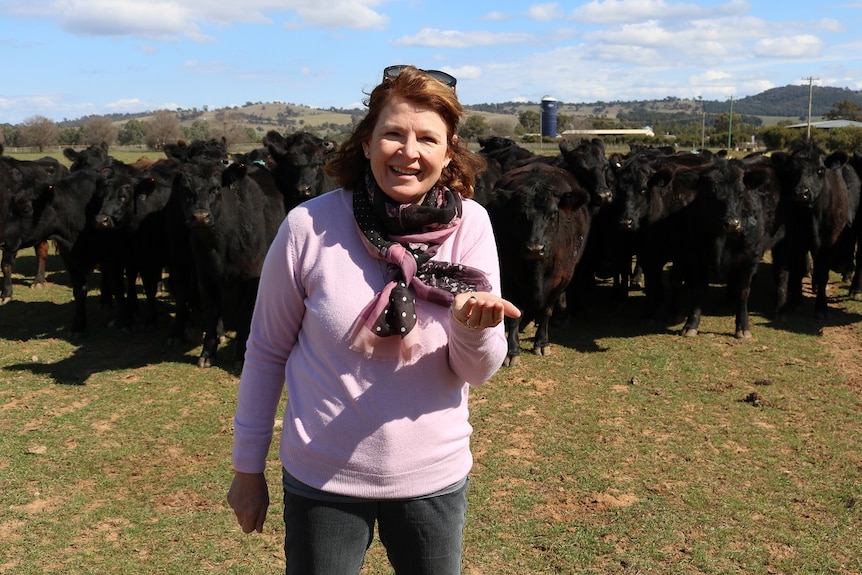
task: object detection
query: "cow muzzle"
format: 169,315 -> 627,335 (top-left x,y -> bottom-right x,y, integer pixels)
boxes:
523,244 -> 546,260
190,210 -> 212,227
94,214 -> 114,230
794,187 -> 812,203
723,218 -> 742,234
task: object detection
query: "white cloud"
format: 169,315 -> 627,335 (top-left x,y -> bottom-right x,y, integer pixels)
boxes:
570,0 -> 734,25
528,3 -> 565,21
447,65 -> 482,81
481,11 -> 508,21
753,35 -> 824,58
288,0 -> 389,29
2,0 -> 388,43
393,28 -> 533,49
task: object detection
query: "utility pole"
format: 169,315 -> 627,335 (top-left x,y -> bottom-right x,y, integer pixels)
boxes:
727,94 -> 733,149
802,76 -> 818,141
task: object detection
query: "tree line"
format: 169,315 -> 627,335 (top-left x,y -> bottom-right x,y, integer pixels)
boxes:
5,99 -> 862,154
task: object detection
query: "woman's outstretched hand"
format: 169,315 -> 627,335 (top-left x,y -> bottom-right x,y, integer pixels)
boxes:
452,292 -> 520,331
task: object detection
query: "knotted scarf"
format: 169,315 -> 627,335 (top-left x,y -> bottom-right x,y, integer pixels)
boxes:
350,170 -> 492,360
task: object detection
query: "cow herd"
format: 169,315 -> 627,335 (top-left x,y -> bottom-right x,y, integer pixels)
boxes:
478,136 -> 861,365
1,132 -> 860,370
0,132 -> 335,370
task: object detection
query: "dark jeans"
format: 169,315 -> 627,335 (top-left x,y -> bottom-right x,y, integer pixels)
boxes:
282,472 -> 468,575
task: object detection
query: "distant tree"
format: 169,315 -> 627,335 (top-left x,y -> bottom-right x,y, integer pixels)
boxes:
118,119 -> 146,146
18,115 -> 60,152
823,127 -> 862,151
214,109 -> 248,148
145,111 -> 181,149
488,117 -> 516,138
518,110 -> 541,134
458,114 -> 490,142
555,113 -> 575,134
0,124 -> 17,146
59,126 -> 83,146
182,119 -> 213,142
243,127 -> 258,142
824,100 -> 862,122
83,116 -> 118,146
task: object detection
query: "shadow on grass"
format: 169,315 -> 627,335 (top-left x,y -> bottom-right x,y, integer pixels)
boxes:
0,293 -> 241,385
544,264 -> 862,354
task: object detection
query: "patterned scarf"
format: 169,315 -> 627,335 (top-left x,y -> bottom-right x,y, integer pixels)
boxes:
350,169 -> 492,360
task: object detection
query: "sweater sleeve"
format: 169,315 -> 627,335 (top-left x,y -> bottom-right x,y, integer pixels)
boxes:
446,200 -> 510,385
231,213 -> 305,474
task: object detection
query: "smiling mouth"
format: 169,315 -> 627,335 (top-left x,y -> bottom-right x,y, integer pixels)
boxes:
391,166 -> 420,176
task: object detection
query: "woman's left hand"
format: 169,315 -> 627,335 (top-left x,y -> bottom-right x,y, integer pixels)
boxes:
452,292 -> 520,331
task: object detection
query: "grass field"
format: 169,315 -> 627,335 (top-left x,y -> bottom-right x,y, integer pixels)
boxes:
1,250 -> 861,574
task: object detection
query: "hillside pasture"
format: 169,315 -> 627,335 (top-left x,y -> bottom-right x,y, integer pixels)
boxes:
1,250 -> 860,574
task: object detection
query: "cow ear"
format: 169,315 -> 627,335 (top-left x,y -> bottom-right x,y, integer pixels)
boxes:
136,176 -> 158,198
63,148 -> 78,162
648,167 -> 674,190
743,167 -> 771,191
825,150 -> 848,170
222,162 -> 248,186
560,188 -> 590,212
99,167 -> 115,182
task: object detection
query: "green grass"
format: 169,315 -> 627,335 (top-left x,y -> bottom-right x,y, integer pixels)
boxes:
1,252 -> 861,574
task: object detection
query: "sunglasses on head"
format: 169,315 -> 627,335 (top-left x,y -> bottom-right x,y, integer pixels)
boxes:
383,65 -> 457,88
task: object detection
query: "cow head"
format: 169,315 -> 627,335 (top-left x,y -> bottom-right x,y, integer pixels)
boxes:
490,163 -> 588,261
774,142 -> 845,207
559,138 -> 613,207
266,130 -> 335,204
93,166 -> 141,231
64,142 -> 110,172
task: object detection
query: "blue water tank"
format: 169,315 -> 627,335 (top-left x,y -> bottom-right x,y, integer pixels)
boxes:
541,96 -> 558,137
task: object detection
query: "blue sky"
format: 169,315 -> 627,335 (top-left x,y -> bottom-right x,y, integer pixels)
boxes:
1,0 -> 861,124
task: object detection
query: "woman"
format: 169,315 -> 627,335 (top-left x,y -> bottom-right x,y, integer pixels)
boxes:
227,65 -> 519,575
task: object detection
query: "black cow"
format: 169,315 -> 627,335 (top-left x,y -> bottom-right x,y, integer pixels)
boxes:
617,152 -> 716,323
667,157 -> 788,338
477,136 -> 536,173
64,142 -> 111,172
841,151 -> 862,298
92,159 -> 184,331
770,142 -> 854,318
0,147 -> 69,304
1,168 -> 125,336
557,138 -> 621,314
471,154 -> 502,206
264,131 -> 337,210
172,159 -> 286,369
486,162 -> 591,366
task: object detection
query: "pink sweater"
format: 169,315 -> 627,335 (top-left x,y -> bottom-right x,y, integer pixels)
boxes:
232,188 -> 509,499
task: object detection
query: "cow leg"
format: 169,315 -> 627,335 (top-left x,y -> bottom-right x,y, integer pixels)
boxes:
502,315 -> 521,367
33,240 -> 49,288
849,235 -> 862,298
0,248 -> 16,305
66,267 -> 90,337
640,263 -> 665,322
730,263 -> 758,339
197,281 -> 222,368
232,278 -> 260,372
138,265 -> 162,329
532,309 -> 554,356
811,251 -> 831,319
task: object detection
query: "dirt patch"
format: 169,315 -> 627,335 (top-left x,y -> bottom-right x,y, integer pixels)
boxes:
821,320 -> 862,389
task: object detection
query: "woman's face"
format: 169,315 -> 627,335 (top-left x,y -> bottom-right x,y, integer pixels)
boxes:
363,96 -> 451,205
